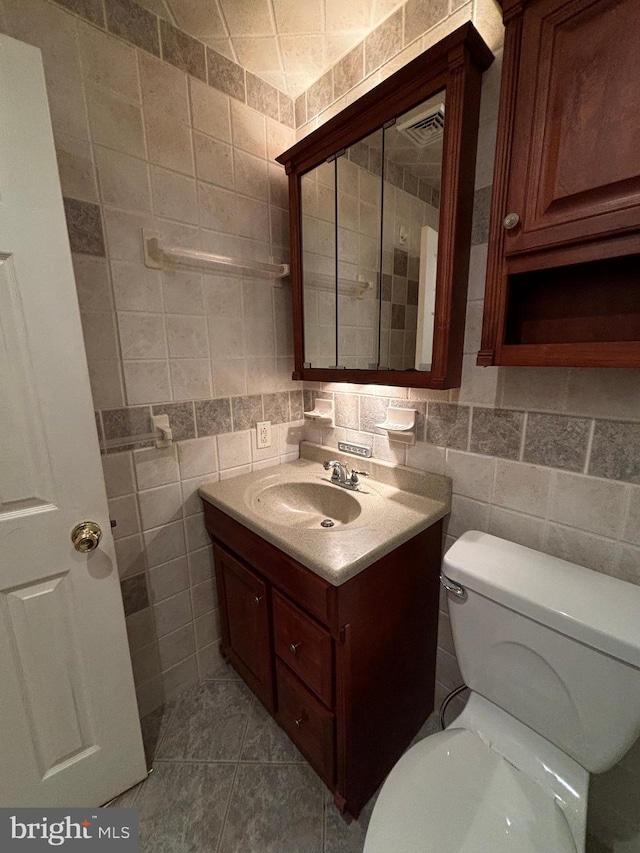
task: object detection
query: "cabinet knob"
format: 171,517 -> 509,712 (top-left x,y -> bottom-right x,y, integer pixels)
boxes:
503,212 -> 520,230
294,715 -> 306,728
289,642 -> 301,655
254,595 -> 263,605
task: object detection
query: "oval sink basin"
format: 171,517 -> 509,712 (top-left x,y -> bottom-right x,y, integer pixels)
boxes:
248,481 -> 362,529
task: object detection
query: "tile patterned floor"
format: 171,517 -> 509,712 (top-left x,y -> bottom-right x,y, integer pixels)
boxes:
111,662 -> 440,852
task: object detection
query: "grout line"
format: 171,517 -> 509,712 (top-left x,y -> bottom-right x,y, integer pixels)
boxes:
214,721 -> 249,853
583,419 -> 596,475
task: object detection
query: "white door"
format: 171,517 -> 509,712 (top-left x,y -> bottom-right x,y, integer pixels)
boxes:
0,34 -> 146,806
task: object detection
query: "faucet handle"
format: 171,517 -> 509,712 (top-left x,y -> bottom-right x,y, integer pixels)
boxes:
323,460 -> 342,482
349,469 -> 369,486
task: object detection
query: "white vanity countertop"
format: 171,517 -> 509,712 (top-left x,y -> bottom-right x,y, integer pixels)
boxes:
198,441 -> 451,586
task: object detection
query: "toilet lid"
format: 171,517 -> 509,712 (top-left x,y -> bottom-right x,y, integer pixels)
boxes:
364,729 -> 577,853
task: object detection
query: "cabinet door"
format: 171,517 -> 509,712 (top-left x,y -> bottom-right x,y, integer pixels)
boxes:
504,0 -> 640,257
214,543 -> 274,710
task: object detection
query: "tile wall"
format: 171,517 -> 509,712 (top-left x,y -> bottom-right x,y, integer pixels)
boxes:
0,0 -> 301,716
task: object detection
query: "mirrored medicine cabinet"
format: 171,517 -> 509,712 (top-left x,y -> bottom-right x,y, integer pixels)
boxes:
277,23 -> 493,389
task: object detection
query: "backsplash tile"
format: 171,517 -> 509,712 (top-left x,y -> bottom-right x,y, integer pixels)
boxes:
523,413 -> 591,472
63,198 -> 105,256
105,0 -> 160,56
103,406 -> 153,441
195,399 -> 233,437
232,395 -> 263,431
207,48 -> 246,102
470,407 -> 524,460
246,72 -> 279,122
56,0 -> 104,25
264,391 -> 290,424
160,19 -> 206,82
589,420 -> 640,484
426,403 -> 470,450
152,402 -> 196,442
364,7 -> 403,76
471,185 -> 492,245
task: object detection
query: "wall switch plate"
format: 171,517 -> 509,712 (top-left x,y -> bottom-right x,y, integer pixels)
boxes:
256,421 -> 271,448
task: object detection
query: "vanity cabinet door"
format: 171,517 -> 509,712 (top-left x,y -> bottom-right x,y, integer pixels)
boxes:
213,543 -> 274,710
503,0 -> 640,258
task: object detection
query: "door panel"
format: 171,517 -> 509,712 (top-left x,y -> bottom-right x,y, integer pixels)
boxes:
214,544 -> 274,709
505,0 -> 640,255
0,34 -> 146,806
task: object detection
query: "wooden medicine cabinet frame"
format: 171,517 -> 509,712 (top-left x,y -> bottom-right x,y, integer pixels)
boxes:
277,23 -> 494,389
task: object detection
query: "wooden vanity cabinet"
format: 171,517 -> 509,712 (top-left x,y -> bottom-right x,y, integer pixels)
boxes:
205,501 -> 442,818
479,0 -> 640,368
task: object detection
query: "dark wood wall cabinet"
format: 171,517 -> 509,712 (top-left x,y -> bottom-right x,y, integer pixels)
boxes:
204,501 -> 442,818
479,0 -> 640,368
277,24 -> 493,389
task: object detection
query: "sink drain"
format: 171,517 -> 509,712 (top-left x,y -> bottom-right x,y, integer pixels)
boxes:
320,519 -> 335,528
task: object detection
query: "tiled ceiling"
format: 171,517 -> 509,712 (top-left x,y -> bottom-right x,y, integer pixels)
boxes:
137,0 -> 405,96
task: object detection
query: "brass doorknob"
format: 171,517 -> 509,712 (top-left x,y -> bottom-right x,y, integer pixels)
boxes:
71,521 -> 102,553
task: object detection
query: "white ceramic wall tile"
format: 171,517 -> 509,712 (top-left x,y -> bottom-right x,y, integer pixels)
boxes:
178,438 -> 219,479
444,495 -> 491,538
72,255 -> 113,312
189,78 -> 231,142
162,655 -> 199,700
102,452 -> 135,498
118,312 -> 167,359
492,459 -> 551,517
182,475 -> 218,516
545,524 -> 621,575
108,494 -> 140,540
143,519 -> 186,567
406,442 -> 446,475
157,624 -> 196,671
150,166 -> 198,224
133,446 -> 180,490
188,546 -> 215,586
549,472 -> 628,538
166,315 -> 209,358
217,431 -> 252,470
111,261 -> 163,312
169,358 -> 212,401
96,146 -> 151,212
123,361 -> 171,405
446,450 -> 495,502
114,534 -> 147,579
153,589 -> 192,637
184,513 -> 210,552
488,507 -> 545,551
138,483 -> 184,530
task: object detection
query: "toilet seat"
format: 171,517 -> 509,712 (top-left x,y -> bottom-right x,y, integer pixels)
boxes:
363,728 -> 577,853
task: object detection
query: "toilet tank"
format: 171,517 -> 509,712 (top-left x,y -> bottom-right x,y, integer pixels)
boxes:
443,532 -> 640,773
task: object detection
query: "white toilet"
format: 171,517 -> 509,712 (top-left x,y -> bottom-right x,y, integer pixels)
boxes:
364,530 -> 640,853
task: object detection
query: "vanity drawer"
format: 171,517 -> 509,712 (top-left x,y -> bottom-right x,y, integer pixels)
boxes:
273,591 -> 333,706
275,659 -> 334,786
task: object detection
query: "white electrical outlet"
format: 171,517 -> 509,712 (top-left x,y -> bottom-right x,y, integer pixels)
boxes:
256,420 -> 271,449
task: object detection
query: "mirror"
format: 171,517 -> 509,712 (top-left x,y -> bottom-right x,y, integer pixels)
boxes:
277,24 -> 494,388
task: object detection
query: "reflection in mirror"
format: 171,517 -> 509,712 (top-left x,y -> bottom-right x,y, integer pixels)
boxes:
337,129 -> 383,369
381,90 -> 444,370
301,160 -> 336,368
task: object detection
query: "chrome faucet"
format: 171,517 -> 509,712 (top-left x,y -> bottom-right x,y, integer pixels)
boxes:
323,460 -> 369,491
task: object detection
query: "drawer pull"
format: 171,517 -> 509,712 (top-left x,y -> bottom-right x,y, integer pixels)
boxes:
254,595 -> 264,605
289,642 -> 301,655
294,713 -> 307,728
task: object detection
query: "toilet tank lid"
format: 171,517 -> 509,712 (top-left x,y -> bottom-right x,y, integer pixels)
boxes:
444,532 -> 640,668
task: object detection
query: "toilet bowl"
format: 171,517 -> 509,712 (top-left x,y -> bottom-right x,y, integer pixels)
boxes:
364,531 -> 640,853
